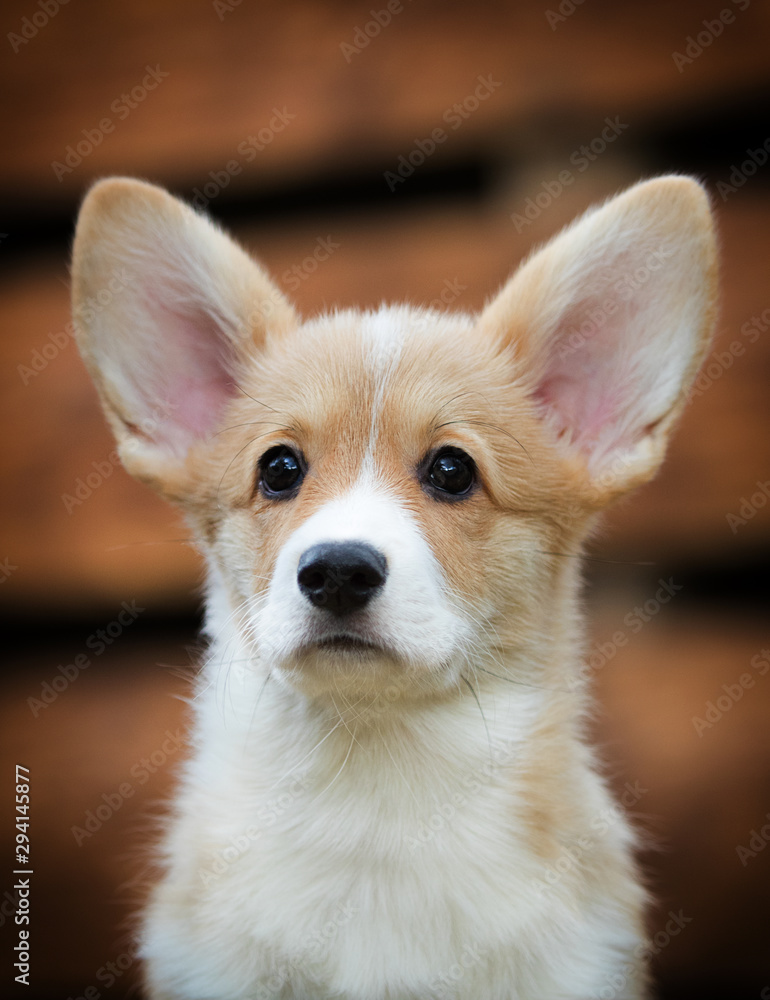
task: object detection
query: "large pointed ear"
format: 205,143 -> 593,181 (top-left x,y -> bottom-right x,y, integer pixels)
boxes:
480,176 -> 718,505
71,177 -> 296,496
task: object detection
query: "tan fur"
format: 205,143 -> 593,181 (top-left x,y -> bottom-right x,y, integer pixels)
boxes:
71,175 -> 717,1000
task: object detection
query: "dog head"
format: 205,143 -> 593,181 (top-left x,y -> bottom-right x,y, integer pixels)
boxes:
71,177 -> 716,700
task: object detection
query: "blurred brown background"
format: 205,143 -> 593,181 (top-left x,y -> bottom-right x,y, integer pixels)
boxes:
1,1 -> 769,997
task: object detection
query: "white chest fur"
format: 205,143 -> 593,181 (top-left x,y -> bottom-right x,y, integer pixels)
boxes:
141,626 -> 646,1000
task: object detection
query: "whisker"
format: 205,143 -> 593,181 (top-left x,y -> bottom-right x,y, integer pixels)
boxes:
105,538 -> 192,550
192,593 -> 260,711
270,719 -> 344,789
461,675 -> 493,759
430,390 -> 484,424
215,434 -> 265,506
330,689 -> 366,751
473,664 -> 568,694
231,381 -> 281,413
212,419 -> 294,439
435,418 -> 533,464
245,670 -> 273,745
533,550 -> 656,567
447,594 -> 560,694
381,738 -> 421,807
311,732 -> 356,801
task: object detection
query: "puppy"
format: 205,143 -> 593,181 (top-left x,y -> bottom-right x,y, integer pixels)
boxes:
71,175 -> 717,999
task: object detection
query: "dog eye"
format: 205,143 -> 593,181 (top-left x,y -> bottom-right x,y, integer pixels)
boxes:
258,446 -> 304,497
426,448 -> 475,497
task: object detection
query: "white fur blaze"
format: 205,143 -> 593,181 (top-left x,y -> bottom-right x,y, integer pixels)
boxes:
255,476 -> 473,679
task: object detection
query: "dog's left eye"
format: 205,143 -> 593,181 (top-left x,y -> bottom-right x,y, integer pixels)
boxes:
425,448 -> 475,497
258,446 -> 304,497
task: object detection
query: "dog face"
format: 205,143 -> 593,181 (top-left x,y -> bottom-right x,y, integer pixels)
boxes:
205,306 -> 576,699
71,177 -> 717,701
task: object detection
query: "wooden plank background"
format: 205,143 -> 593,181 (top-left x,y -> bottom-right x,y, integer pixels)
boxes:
0,1 -> 768,997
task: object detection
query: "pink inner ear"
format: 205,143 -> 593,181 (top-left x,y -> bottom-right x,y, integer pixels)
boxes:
134,297 -> 238,454
531,289 -> 644,462
535,372 -> 623,452
165,371 -> 235,440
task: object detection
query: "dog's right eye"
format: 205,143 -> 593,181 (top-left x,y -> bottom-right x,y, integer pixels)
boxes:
258,446 -> 304,497
422,446 -> 476,499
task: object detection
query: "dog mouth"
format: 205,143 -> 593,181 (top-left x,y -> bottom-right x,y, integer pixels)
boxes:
312,634 -> 382,654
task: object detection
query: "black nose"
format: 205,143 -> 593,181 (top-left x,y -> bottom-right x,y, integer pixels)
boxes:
297,541 -> 387,615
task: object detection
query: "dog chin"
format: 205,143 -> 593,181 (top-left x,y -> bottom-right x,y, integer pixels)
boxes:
267,635 -> 397,697
270,632 -> 468,704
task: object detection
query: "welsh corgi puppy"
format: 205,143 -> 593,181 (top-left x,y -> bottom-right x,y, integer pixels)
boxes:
71,174 -> 717,1000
